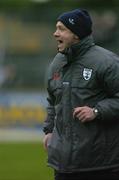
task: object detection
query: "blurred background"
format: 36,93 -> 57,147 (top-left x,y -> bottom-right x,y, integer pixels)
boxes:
0,0 -> 119,179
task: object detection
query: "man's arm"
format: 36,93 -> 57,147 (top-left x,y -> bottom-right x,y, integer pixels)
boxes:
43,88 -> 55,149
43,88 -> 56,134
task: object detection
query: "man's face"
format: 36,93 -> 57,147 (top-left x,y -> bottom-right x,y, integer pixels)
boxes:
53,21 -> 79,52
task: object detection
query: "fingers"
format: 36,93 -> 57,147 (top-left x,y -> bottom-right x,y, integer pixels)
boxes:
43,135 -> 48,150
73,107 -> 84,118
73,106 -> 95,122
43,133 -> 52,150
73,107 -> 82,118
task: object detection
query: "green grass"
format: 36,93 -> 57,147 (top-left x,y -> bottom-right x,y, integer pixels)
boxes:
0,142 -> 53,180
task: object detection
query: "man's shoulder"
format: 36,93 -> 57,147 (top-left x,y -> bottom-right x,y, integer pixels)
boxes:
94,45 -> 119,58
50,53 -> 67,71
47,53 -> 67,78
89,45 -> 119,62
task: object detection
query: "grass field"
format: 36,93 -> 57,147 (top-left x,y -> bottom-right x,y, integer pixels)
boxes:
0,142 -> 53,180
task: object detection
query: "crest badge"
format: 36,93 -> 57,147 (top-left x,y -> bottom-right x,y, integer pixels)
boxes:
83,68 -> 92,80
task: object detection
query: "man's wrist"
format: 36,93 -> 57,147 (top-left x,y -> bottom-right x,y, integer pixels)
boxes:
93,108 -> 99,117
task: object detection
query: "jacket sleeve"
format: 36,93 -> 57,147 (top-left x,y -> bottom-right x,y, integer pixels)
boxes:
43,87 -> 56,134
95,54 -> 119,121
43,53 -> 64,133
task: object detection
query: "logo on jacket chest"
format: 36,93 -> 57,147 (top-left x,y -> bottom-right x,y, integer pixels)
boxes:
52,72 -> 60,80
83,68 -> 92,80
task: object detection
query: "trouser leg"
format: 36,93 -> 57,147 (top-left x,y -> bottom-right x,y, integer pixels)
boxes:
54,170 -> 119,180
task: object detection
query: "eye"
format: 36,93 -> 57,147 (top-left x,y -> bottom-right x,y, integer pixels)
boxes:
59,26 -> 66,31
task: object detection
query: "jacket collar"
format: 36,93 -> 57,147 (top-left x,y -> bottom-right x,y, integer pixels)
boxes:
62,35 -> 95,63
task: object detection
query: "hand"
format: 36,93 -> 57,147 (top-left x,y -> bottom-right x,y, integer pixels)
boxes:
43,133 -> 52,150
73,106 -> 96,123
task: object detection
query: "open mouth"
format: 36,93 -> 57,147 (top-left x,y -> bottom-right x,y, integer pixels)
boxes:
57,40 -> 64,52
57,40 -> 63,45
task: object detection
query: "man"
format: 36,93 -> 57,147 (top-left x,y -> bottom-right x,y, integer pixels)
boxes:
43,8 -> 119,180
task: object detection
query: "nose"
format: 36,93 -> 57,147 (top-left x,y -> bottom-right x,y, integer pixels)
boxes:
53,29 -> 59,37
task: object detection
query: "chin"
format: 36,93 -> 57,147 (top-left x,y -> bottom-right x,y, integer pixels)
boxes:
58,48 -> 64,53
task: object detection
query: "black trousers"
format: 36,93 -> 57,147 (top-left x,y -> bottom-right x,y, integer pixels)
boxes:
54,169 -> 119,180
